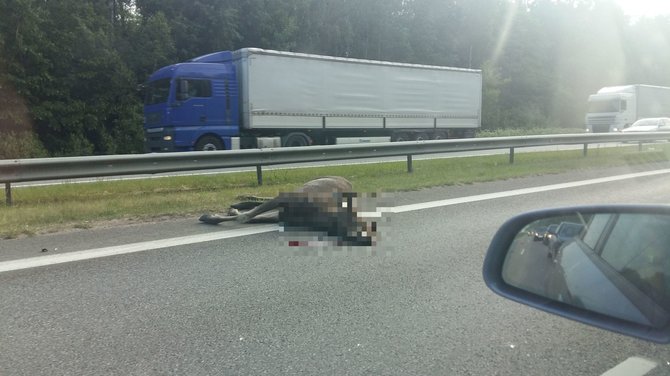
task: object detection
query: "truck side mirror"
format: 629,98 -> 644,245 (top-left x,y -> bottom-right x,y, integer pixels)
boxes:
483,205 -> 670,343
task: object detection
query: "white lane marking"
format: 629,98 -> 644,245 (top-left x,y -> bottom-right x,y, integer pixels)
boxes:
0,225 -> 277,273
3,168 -> 670,273
601,357 -> 657,376
379,168 -> 670,213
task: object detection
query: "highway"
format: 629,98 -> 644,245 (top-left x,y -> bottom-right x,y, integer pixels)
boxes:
2,164 -> 670,375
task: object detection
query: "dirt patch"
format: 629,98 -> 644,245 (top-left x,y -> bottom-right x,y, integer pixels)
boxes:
7,213 -> 198,240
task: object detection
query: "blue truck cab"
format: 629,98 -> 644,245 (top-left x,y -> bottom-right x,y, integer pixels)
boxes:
143,51 -> 239,152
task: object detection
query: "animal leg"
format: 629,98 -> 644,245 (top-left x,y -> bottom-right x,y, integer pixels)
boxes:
235,195 -> 274,202
199,213 -> 239,224
230,201 -> 264,210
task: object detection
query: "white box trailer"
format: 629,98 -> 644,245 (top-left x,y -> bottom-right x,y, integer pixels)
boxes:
234,48 -> 482,144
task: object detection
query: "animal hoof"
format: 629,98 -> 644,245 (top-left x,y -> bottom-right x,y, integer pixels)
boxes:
226,208 -> 240,216
199,214 -> 223,224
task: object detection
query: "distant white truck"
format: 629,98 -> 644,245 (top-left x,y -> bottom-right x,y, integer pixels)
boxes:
585,85 -> 670,133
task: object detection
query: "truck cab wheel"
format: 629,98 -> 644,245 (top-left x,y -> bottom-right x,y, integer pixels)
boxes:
195,135 -> 224,151
282,133 -> 309,147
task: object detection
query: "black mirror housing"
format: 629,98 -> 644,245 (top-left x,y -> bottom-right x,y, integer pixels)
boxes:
483,205 -> 670,343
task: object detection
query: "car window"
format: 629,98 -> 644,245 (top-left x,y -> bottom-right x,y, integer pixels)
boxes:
632,119 -> 659,127
558,223 -> 582,237
176,78 -> 212,100
599,215 -> 666,270
582,214 -> 612,250
599,214 -> 670,306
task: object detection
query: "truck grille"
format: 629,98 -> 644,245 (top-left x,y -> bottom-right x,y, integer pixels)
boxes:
587,115 -> 615,133
591,125 -> 611,133
145,112 -> 162,125
587,115 -> 615,125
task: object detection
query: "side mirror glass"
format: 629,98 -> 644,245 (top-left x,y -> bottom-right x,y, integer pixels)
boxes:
483,206 -> 670,343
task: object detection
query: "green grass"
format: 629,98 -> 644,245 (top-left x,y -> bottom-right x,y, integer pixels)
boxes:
1,143 -> 668,239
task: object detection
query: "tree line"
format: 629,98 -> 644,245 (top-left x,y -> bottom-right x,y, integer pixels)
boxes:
1,0 -> 669,157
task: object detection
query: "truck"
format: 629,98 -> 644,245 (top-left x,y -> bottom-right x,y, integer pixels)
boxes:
585,85 -> 670,133
143,48 -> 482,152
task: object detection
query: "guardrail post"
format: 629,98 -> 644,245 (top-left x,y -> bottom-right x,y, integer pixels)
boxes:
407,155 -> 413,173
509,147 -> 515,164
5,183 -> 11,206
256,165 -> 263,185
583,143 -> 588,157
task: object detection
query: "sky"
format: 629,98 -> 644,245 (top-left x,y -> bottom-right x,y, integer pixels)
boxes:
615,0 -> 670,17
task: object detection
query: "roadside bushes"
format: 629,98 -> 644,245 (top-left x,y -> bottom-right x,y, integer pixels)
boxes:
0,131 -> 48,159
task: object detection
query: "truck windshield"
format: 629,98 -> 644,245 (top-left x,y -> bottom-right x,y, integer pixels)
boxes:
588,99 -> 620,113
144,78 -> 171,105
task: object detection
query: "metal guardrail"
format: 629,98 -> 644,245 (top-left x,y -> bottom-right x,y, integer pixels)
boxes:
2,132 -> 669,205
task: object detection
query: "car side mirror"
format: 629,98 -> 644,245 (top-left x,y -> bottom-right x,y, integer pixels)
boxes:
483,205 -> 670,343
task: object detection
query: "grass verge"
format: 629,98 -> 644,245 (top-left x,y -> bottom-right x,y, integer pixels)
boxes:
1,143 -> 668,239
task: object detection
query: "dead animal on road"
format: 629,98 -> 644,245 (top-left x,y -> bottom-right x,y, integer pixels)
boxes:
199,176 -> 377,246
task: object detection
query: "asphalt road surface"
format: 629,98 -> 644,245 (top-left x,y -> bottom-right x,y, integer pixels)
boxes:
2,164 -> 670,375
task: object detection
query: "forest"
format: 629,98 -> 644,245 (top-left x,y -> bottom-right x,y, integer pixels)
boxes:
1,0 -> 669,157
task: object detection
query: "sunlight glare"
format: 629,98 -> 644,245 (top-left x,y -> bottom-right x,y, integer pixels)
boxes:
615,0 -> 670,18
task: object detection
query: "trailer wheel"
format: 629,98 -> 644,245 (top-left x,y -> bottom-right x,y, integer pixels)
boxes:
391,132 -> 411,142
433,131 -> 448,140
195,135 -> 224,151
283,133 -> 309,147
415,132 -> 429,141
